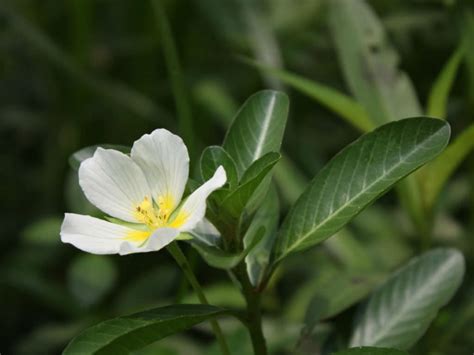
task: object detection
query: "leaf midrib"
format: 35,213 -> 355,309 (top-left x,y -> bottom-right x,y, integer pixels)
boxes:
356,254 -> 457,346
252,94 -> 276,162
68,310 -> 223,353
279,126 -> 445,259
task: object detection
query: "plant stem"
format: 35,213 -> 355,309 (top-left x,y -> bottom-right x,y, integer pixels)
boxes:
236,263 -> 268,355
167,242 -> 230,355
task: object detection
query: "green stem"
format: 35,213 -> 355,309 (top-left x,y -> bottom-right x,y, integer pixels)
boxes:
167,242 -> 230,355
235,264 -> 268,355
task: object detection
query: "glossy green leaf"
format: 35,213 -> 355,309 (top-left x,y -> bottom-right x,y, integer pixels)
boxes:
244,186 -> 280,286
426,45 -> 465,118
189,227 -> 265,269
329,0 -> 428,233
200,146 -> 238,189
274,118 -> 450,261
68,255 -> 117,308
329,0 -> 422,125
244,58 -> 373,132
221,152 -> 281,217
223,90 -> 289,176
63,305 -> 229,355
69,144 -> 131,170
350,248 -> 465,349
422,123 -> 474,209
333,347 -> 408,355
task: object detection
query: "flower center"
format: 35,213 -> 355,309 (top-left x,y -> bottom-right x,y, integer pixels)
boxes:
127,195 -> 188,244
133,195 -> 174,228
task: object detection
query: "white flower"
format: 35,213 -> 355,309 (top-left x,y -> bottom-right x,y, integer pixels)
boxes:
60,129 -> 226,255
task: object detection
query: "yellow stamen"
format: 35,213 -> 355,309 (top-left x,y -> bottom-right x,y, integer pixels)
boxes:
133,197 -> 159,226
127,194 -> 185,244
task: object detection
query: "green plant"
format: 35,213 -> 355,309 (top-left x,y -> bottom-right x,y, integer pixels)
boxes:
62,91 -> 464,355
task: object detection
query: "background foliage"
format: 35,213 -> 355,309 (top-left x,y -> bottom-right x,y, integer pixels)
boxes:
1,0 -> 474,354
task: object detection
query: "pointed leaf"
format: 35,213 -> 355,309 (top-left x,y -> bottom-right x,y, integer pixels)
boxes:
221,152 -> 281,217
244,58 -> 373,132
223,90 -> 289,176
329,0 -> 422,125
63,305 -> 229,355
200,146 -> 238,189
350,248 -> 465,349
274,117 -> 450,261
426,45 -> 465,118
244,186 -> 280,286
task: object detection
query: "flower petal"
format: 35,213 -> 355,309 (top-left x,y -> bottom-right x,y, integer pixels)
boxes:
171,166 -> 227,232
61,213 -> 179,255
61,213 -> 139,254
131,129 -> 189,211
79,148 -> 151,222
119,227 -> 179,255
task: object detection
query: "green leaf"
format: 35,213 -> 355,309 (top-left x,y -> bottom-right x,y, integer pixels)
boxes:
200,146 -> 239,189
63,305 -> 229,355
244,58 -> 373,132
189,227 -> 265,269
221,152 -> 281,217
223,90 -> 289,176
68,255 -> 117,308
244,186 -> 280,287
426,45 -> 465,118
69,144 -> 131,170
329,0 -> 422,125
274,117 -> 450,261
333,347 -> 408,355
422,123 -> 474,209
350,248 -> 465,349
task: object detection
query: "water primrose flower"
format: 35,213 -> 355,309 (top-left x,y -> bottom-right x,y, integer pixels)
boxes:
60,129 -> 226,255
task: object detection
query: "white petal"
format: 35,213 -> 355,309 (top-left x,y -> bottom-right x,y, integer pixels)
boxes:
61,213 -> 138,255
131,129 -> 189,211
61,213 -> 179,255
172,166 -> 227,232
79,148 -> 151,222
119,227 -> 179,255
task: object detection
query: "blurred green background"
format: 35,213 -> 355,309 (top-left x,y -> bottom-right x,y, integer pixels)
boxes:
1,0 -> 474,354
